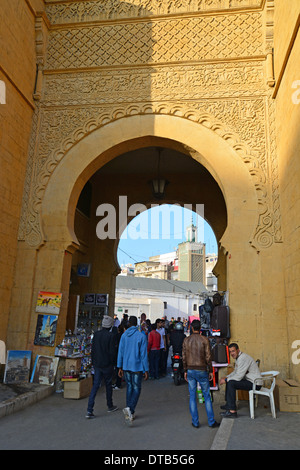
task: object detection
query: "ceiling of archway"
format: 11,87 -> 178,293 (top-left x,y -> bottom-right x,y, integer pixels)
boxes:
90,145 -> 227,244
97,146 -> 209,176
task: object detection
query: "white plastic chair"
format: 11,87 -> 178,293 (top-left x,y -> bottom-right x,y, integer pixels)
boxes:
249,371 -> 280,419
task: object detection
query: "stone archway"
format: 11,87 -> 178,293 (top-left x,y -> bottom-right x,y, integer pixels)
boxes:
41,112 -> 259,254
38,112 -> 259,341
10,111 -> 289,374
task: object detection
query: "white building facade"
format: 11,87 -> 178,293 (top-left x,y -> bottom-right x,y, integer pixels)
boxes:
114,276 -> 208,323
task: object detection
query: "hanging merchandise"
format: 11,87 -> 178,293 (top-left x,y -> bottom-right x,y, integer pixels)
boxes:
210,305 -> 230,338
212,292 -> 223,307
204,298 -> 213,313
199,304 -> 210,330
212,343 -> 229,364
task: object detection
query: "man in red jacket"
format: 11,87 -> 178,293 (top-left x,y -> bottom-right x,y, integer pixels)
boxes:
147,322 -> 161,379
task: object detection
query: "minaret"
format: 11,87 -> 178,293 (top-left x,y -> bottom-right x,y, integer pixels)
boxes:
186,216 -> 197,242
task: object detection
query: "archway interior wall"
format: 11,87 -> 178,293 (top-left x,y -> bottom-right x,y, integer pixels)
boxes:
69,138 -> 229,302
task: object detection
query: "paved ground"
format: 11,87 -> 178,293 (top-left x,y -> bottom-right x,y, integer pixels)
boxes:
0,375 -> 299,452
225,401 -> 300,451
0,375 -> 219,451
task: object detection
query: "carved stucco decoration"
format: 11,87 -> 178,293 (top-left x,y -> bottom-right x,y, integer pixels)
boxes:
19,100 -> 279,251
18,1 -> 282,250
45,0 -> 263,24
45,13 -> 263,70
42,62 -> 265,106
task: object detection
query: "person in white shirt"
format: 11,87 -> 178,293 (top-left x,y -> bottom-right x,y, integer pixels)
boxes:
114,314 -> 120,328
219,343 -> 262,418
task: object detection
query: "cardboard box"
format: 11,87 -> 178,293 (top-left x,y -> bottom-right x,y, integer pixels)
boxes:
63,376 -> 92,399
274,379 -> 300,412
238,389 -> 249,401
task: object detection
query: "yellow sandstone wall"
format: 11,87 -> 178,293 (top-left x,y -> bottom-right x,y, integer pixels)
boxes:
274,0 -> 300,381
0,0 -> 45,343
1,0 -> 299,382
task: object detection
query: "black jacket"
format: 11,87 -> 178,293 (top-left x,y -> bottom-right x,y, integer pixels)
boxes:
91,328 -> 117,368
170,330 -> 186,355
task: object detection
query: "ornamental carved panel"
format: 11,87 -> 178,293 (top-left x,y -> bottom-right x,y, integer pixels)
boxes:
45,0 -> 263,24
19,0 -> 281,250
45,13 -> 263,70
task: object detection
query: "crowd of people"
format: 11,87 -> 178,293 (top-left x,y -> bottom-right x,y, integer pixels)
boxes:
114,313 -> 187,381
85,312 -> 217,427
85,313 -> 262,429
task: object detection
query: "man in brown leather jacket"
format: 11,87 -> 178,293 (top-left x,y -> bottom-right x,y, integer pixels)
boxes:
182,319 -> 219,428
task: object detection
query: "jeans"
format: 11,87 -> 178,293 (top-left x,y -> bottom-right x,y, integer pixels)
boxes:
225,379 -> 260,411
87,366 -> 113,412
187,369 -> 215,427
124,371 -> 143,414
159,349 -> 167,375
114,367 -> 122,388
149,350 -> 160,378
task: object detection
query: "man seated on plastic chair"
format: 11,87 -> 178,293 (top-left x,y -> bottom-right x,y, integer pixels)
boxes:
219,343 -> 262,418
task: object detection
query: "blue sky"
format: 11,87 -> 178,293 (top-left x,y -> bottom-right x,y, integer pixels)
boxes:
117,204 -> 218,266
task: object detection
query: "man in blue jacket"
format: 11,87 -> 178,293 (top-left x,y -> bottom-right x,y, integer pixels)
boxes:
117,315 -> 149,425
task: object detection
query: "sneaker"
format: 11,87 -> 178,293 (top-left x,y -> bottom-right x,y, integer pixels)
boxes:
113,386 -> 121,390
85,411 -> 95,419
220,410 -> 237,418
107,405 -> 118,412
209,421 -> 220,428
123,407 -> 133,426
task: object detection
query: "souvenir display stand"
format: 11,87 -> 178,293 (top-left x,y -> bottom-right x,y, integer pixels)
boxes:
55,330 -> 93,399
197,292 -> 230,399
54,293 -> 109,398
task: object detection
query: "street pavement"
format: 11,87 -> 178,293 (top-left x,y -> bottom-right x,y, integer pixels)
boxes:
0,375 -> 219,451
0,375 -> 300,451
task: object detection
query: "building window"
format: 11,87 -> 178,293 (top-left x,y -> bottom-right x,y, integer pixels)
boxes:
193,304 -> 197,311
164,302 -> 167,309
